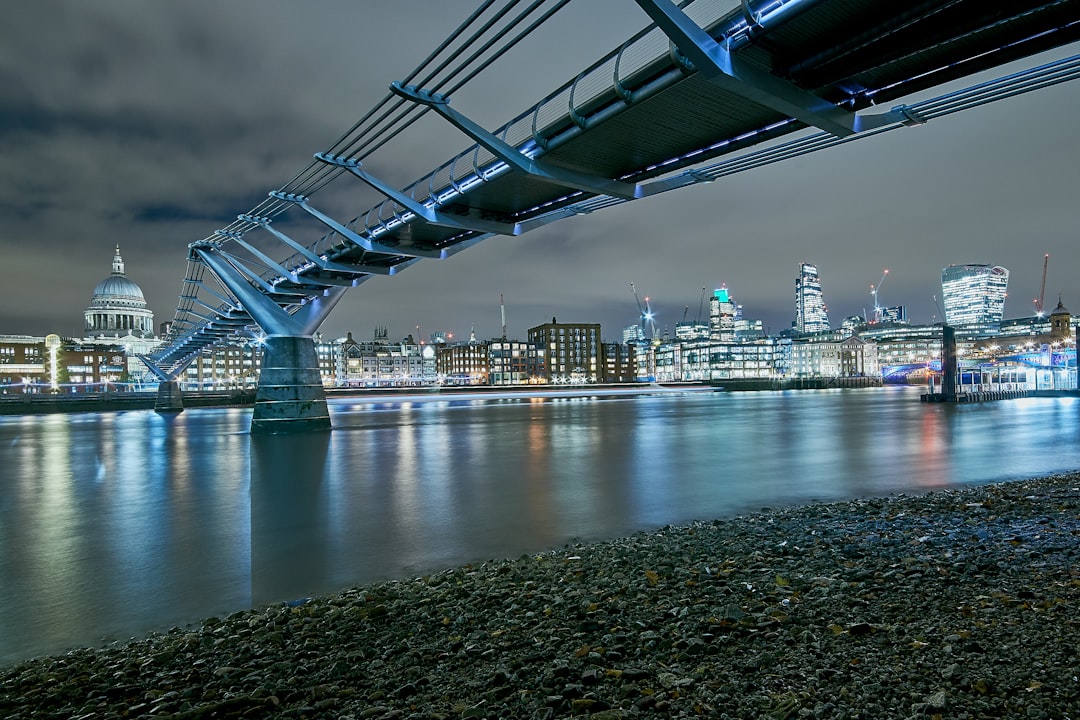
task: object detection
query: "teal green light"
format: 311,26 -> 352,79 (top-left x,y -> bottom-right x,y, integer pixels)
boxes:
714,288 -> 729,303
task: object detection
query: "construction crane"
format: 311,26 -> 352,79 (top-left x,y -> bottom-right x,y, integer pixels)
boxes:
1033,253 -> 1049,316
870,268 -> 889,322
695,287 -> 707,325
630,282 -> 657,339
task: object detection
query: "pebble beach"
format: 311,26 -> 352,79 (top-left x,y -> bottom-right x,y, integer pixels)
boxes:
2,473 -> 1078,719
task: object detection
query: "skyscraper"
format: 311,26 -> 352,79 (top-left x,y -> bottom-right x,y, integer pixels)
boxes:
940,264 -> 1009,332
794,263 -> 829,333
709,286 -> 737,341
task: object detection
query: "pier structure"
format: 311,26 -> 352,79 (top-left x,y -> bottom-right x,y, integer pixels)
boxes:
191,246 -> 345,433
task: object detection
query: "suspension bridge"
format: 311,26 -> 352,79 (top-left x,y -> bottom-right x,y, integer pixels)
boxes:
140,0 -> 1080,431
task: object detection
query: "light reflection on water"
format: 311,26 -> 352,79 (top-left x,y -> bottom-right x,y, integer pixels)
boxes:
1,386 -> 1078,665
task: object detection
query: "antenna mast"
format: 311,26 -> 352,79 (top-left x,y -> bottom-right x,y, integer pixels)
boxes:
500,293 -> 507,339
1034,254 -> 1049,315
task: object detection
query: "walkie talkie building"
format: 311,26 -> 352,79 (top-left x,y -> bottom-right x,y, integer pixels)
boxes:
941,264 -> 1009,334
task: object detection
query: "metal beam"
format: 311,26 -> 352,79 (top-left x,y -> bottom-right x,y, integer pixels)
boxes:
180,293 -> 239,317
390,82 -> 644,200
271,192 -> 446,259
190,280 -> 240,310
138,355 -> 194,383
315,153 -> 523,236
214,229 -> 335,290
192,245 -> 347,337
634,0 -> 858,137
238,213 -> 391,276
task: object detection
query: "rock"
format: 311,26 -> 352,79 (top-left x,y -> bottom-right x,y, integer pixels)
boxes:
2,473 -> 1079,720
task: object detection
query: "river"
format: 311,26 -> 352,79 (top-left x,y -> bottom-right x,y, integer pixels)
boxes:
1,385 -> 1078,665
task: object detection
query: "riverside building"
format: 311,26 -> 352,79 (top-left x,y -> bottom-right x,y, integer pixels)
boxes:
652,338 -> 781,382
329,331 -> 436,387
788,335 -> 878,379
528,319 -> 601,383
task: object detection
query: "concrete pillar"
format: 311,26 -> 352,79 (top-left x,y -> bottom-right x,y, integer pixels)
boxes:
941,325 -> 957,401
251,336 -> 331,433
155,380 -> 184,414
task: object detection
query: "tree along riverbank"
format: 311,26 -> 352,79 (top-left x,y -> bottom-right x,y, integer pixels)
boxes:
2,473 -> 1077,718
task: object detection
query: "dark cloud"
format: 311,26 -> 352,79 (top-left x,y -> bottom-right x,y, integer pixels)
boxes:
0,1 -> 1077,342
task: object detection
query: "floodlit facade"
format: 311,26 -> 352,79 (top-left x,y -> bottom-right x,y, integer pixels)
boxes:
789,335 -> 878,378
329,332 -> 436,387
941,264 -> 1009,334
489,339 -> 542,385
0,335 -> 46,391
436,341 -> 491,385
84,245 -> 155,339
653,338 -> 781,382
182,343 -> 262,389
527,319 -> 601,383
794,263 -> 830,333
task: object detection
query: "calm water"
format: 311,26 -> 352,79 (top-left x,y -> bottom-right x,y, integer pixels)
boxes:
1,386 -> 1078,665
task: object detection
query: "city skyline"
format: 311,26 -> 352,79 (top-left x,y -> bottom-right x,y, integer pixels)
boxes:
2,2 -> 1078,342
9,242 -> 1069,346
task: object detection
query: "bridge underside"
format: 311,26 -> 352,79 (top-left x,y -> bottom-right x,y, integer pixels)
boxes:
144,0 -> 1080,431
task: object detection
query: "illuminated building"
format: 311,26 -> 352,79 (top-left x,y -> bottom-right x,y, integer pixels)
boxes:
601,342 -> 637,382
861,324 -> 942,380
61,344 -> 127,387
436,340 -> 490,385
709,287 -> 736,341
794,263 -> 830,333
940,264 -> 1009,334
84,245 -> 155,339
527,319 -> 601,383
878,305 -> 907,324
789,335 -> 878,378
623,324 -> 645,344
1049,298 -> 1074,342
331,331 -> 435,387
674,321 -> 708,341
653,338 -> 781,382
489,340 -> 541,385
0,335 -> 46,392
182,342 -> 262,389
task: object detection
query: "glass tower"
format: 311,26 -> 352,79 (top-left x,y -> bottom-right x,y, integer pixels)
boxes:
794,263 -> 829,333
709,286 -> 737,341
940,264 -> 1009,332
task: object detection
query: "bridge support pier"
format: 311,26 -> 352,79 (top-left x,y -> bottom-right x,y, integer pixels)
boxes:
252,336 -> 330,433
191,246 -> 347,433
155,380 -> 185,414
941,326 -> 958,402
140,355 -> 193,414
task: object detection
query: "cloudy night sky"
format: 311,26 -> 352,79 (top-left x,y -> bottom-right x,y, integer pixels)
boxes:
2,1 -> 1078,344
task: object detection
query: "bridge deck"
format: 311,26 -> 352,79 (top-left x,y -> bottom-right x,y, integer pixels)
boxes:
149,0 -> 1080,374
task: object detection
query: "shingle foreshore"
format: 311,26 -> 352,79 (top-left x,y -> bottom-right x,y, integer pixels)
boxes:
2,474 -> 1078,719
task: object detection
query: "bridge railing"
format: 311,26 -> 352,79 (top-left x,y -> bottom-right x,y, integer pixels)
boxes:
333,0 -> 741,247
242,0 -> 760,295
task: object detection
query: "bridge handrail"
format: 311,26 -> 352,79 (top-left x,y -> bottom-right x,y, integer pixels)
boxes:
147,1 -> 1080,372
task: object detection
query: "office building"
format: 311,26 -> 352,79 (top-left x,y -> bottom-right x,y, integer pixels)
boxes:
436,341 -> 490,385
794,263 -> 830,333
528,319 -> 601,383
601,342 -> 637,383
709,287 -> 737,341
941,264 -> 1009,333
789,335 -> 878,378
488,339 -> 542,385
